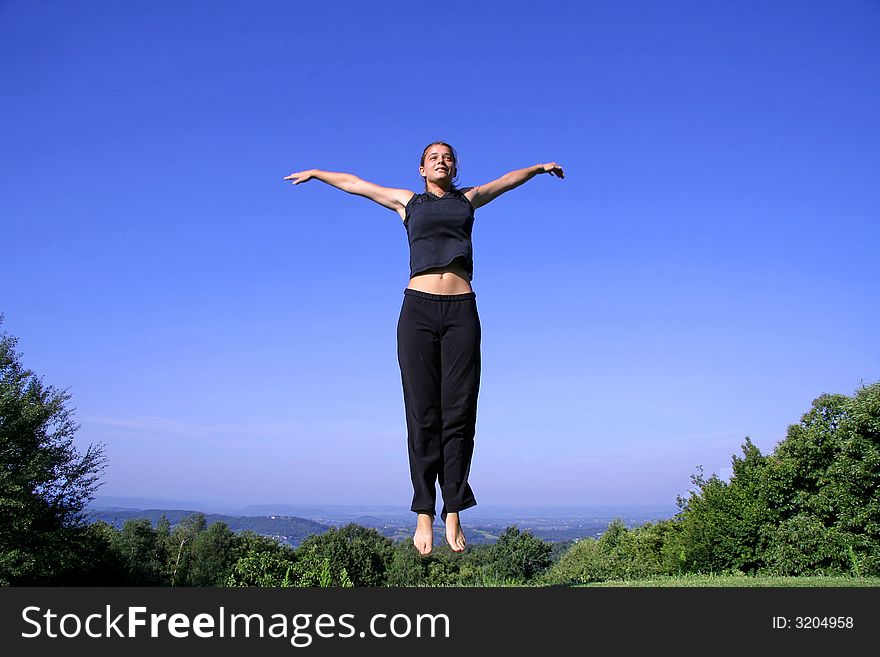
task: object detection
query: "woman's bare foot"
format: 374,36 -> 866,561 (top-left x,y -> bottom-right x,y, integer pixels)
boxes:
413,513 -> 434,555
444,512 -> 466,552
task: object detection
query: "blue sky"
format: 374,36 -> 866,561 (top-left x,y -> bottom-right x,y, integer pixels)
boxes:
2,0 -> 878,512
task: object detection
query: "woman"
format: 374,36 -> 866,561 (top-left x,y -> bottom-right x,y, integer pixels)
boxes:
284,142 -> 564,555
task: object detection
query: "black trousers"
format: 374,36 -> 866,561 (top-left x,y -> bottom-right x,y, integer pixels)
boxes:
397,288 -> 481,520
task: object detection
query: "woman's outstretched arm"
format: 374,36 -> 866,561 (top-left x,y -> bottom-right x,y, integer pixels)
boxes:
464,162 -> 564,210
284,169 -> 414,213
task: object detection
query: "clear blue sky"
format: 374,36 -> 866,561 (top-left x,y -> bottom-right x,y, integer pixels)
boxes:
2,0 -> 878,512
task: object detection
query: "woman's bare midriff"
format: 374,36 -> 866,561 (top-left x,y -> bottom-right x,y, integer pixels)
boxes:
407,258 -> 473,295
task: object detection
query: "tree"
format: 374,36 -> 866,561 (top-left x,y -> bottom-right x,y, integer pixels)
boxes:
166,513 -> 207,586
112,518 -> 163,585
226,533 -> 300,587
540,537 -> 611,585
385,541 -> 430,586
763,386 -> 880,575
671,383 -> 880,576
296,523 -> 394,587
155,515 -> 174,582
490,525 -> 552,582
596,519 -> 667,579
0,317 -> 107,584
186,521 -> 237,586
287,544 -> 354,587
77,520 -> 128,585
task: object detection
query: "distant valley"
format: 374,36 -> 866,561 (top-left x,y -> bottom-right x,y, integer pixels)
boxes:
88,499 -> 678,547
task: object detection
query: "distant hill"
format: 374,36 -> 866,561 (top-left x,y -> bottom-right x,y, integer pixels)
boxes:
90,496 -> 231,513
86,508 -> 329,547
86,501 -> 679,546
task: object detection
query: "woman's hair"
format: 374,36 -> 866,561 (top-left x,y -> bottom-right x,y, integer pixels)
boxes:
419,141 -> 460,189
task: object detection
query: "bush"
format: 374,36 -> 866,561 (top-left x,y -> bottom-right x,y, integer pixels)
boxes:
296,524 -> 394,587
489,526 -> 553,583
762,514 -> 855,576
669,383 -> 880,576
226,532 -> 299,586
541,537 -> 612,585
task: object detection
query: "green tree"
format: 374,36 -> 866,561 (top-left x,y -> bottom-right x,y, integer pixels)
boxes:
226,533 -> 300,587
70,520 -> 128,585
155,515 -> 174,582
540,537 -> 611,585
489,525 -> 552,583
542,520 -> 673,585
288,544 -> 354,587
762,386 -> 880,575
764,513 -> 854,575
455,543 -> 498,585
597,519 -> 667,579
671,454 -> 775,574
186,521 -> 237,586
112,518 -> 163,584
166,513 -> 207,586
296,523 -> 394,587
0,318 -> 107,584
671,383 -> 880,576
385,541 -> 429,586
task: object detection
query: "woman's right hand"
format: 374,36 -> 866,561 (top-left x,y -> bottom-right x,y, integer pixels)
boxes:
283,169 -> 315,184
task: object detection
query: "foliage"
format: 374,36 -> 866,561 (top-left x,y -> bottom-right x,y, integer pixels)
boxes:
599,519 -> 669,579
164,513 -> 207,586
296,523 -> 394,587
111,518 -> 165,585
186,521 -> 238,586
540,537 -> 611,584
227,551 -> 296,587
5,318 -> 872,588
0,318 -> 108,585
287,544 -> 354,587
488,525 -> 553,582
386,540 -> 431,586
541,519 -> 668,585
544,384 -> 880,582
384,529 -> 557,587
576,573 -> 880,587
670,383 -> 880,576
226,536 -> 299,587
763,514 -> 854,575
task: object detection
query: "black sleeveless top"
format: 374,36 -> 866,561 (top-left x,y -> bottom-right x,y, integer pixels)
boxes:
403,187 -> 476,281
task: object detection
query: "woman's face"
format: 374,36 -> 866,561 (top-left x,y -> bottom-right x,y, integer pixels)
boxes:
420,144 -> 456,186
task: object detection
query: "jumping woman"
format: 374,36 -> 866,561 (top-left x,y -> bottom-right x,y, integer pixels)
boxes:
284,142 -> 564,555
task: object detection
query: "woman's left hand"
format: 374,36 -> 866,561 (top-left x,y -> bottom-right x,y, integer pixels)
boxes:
540,162 -> 565,179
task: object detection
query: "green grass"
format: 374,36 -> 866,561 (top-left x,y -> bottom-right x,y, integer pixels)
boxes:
575,574 -> 880,587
